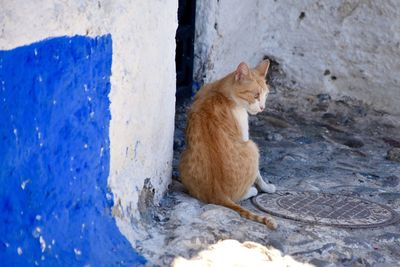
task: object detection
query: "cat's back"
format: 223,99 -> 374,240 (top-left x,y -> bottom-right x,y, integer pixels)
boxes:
189,81 -> 226,113
186,82 -> 238,144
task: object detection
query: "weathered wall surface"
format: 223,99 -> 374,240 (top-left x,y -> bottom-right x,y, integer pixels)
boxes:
0,0 -> 177,265
195,0 -> 400,114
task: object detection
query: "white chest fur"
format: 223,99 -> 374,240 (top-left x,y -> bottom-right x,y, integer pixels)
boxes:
232,107 -> 249,141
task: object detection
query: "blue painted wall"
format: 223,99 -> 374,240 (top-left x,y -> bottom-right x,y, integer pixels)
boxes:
0,36 -> 145,266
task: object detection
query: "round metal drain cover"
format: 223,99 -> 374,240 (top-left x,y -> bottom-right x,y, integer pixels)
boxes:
252,191 -> 400,228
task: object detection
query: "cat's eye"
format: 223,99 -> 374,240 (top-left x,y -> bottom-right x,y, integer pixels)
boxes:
254,93 -> 260,99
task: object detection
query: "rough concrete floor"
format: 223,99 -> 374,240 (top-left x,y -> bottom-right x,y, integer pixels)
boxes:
137,86 -> 400,266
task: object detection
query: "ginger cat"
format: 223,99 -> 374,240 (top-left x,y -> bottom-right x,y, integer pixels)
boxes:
179,60 -> 277,230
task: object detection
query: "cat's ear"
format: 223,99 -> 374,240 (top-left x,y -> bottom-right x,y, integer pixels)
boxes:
235,62 -> 250,81
256,59 -> 270,77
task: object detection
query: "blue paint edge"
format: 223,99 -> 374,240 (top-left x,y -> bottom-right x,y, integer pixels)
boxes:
0,35 -> 146,266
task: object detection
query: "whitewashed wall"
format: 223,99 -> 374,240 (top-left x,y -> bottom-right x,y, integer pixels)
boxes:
195,0 -> 400,114
1,0 -> 178,246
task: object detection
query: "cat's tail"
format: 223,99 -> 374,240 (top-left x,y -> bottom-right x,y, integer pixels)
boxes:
220,198 -> 278,230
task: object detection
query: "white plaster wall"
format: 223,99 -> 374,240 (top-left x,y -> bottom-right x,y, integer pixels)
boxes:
1,0 -> 178,243
194,0 -> 265,84
195,0 -> 400,114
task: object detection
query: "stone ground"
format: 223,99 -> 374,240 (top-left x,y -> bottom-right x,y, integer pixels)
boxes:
135,84 -> 400,266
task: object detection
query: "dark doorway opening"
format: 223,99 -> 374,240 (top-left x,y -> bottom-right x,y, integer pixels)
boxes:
175,0 -> 196,102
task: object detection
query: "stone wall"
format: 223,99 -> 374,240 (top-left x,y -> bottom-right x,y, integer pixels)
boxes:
194,0 -> 400,114
0,1 -> 178,265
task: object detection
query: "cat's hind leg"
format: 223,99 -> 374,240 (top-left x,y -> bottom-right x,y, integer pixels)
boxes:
255,171 -> 276,193
239,186 -> 258,201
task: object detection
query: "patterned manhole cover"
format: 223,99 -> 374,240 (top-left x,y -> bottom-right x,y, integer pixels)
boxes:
252,191 -> 400,228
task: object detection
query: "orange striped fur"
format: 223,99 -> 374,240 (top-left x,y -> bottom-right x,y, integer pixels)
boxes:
179,60 -> 277,230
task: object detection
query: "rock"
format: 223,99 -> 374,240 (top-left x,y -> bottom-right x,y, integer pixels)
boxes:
248,116 -> 260,125
253,119 -> 266,127
171,200 -> 202,224
321,112 -> 353,126
294,136 -> 313,144
312,104 -> 329,112
386,147 -> 400,162
266,238 -> 286,254
375,233 -> 400,243
309,258 -> 333,267
379,114 -> 400,128
356,172 -> 380,181
281,152 -> 308,162
328,185 -> 378,195
327,134 -> 364,148
381,175 -> 399,187
367,251 -> 386,264
317,93 -> 331,103
343,237 -> 371,249
266,132 -> 283,141
168,180 -> 187,193
172,169 -> 180,180
263,115 -> 290,128
321,113 -> 336,119
352,105 -> 368,117
173,128 -> 185,150
340,137 -> 364,148
200,204 -> 240,223
382,137 -> 400,148
291,243 -> 336,256
351,186 -> 378,194
339,257 -> 371,267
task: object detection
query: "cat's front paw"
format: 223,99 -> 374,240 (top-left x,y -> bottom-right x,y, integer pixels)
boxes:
260,183 -> 276,194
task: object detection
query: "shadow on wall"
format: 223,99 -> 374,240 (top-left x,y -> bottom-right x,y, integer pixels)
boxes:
0,35 -> 145,266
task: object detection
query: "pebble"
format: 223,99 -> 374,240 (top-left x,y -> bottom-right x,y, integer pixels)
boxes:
266,132 -> 283,141
321,113 -> 336,119
379,192 -> 400,204
382,137 -> 400,148
386,147 -> 400,162
375,233 -> 400,243
291,243 -> 336,256
309,258 -> 333,267
357,172 -> 380,181
340,137 -> 364,148
317,93 -> 331,103
266,238 -> 286,253
294,136 -> 313,144
322,112 -> 353,126
173,129 -> 185,150
343,237 -> 371,249
248,116 -> 259,125
366,251 -> 386,264
173,138 -> 184,150
263,115 -> 290,128
253,119 -> 266,127
312,104 -> 329,112
339,257 -> 371,267
381,175 -> 399,187
352,105 -> 368,117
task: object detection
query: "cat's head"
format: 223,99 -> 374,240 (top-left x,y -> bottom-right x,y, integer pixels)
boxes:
232,60 -> 270,115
